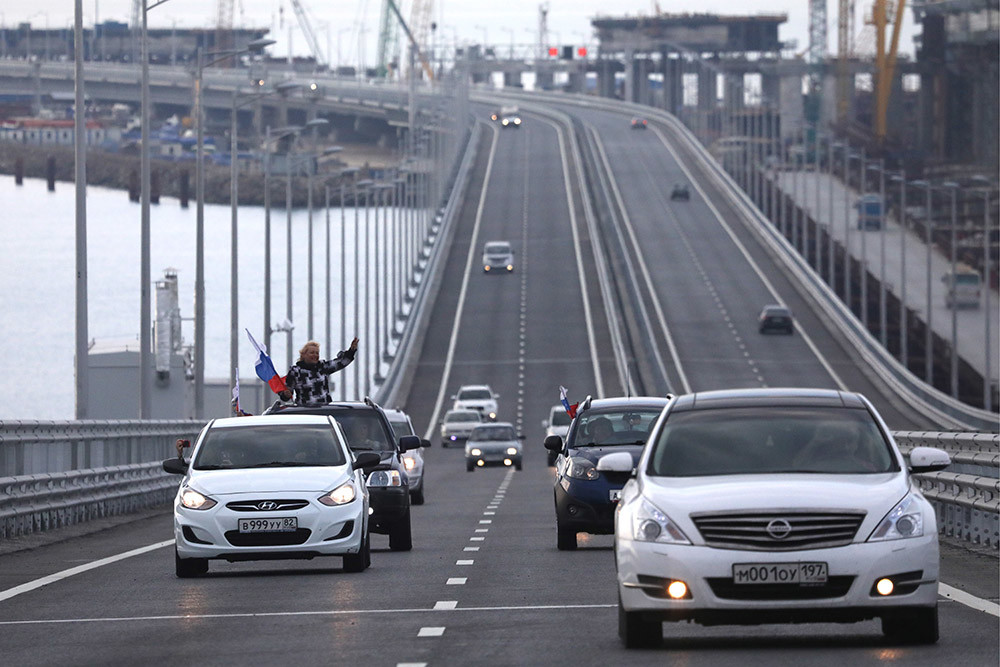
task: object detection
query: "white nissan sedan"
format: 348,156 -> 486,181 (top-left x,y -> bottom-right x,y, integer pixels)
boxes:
613,388 -> 951,648
163,415 -> 381,578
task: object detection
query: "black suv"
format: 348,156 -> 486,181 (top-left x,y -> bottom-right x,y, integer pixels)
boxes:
544,396 -> 669,550
670,183 -> 690,201
264,398 -> 419,551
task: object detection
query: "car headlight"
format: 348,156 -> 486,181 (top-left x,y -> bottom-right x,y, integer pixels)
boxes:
484,265 -> 491,271
403,456 -> 417,471
470,448 -> 483,456
565,456 -> 600,481
179,486 -> 216,511
506,447 -> 518,456
868,493 -> 925,541
632,498 -> 690,544
367,469 -> 402,487
488,412 -> 497,420
319,481 -> 357,506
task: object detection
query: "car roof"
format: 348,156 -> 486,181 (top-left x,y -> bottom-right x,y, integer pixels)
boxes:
266,402 -> 384,417
670,387 -> 866,412
484,241 -> 510,247
211,414 -> 333,428
582,396 -> 670,412
472,421 -> 515,430
445,409 -> 481,417
457,384 -> 492,391
382,408 -> 410,420
761,304 -> 791,313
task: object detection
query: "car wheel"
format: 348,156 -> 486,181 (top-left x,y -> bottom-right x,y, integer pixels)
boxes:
343,532 -> 369,572
618,593 -> 662,648
388,509 -> 413,551
466,460 -> 474,472
175,549 -> 208,578
411,486 -> 425,506
557,519 -> 577,551
882,606 -> 939,644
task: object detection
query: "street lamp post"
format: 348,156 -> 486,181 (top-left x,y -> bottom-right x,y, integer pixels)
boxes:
339,167 -> 358,400
944,182 -> 960,398
891,172 -> 908,368
304,117 -> 329,341
74,0 -> 88,419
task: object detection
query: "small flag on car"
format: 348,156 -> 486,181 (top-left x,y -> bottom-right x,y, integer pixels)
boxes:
559,385 -> 578,419
246,329 -> 288,395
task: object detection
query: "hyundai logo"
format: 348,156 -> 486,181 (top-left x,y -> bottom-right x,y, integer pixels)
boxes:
766,519 -> 792,540
257,501 -> 279,511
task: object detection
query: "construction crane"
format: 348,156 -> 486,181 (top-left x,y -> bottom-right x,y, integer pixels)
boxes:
376,0 -> 402,77
216,0 -> 236,62
870,0 -> 907,144
409,0 -> 434,77
380,0 -> 434,81
807,0 -> 828,123
289,0 -> 327,69
837,0 -> 856,124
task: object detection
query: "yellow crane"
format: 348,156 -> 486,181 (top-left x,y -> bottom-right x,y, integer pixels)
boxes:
871,0 -> 907,144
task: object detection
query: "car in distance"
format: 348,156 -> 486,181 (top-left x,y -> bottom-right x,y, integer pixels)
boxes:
440,409 -> 485,447
482,241 -> 515,273
452,384 -> 499,421
384,408 -> 430,506
758,304 -> 794,334
500,115 -> 522,128
163,414 -> 382,577
466,422 -> 523,471
670,183 -> 690,201
614,387 -> 952,648
264,399 -> 420,551
544,396 -> 669,550
630,117 -> 648,130
542,405 -> 573,467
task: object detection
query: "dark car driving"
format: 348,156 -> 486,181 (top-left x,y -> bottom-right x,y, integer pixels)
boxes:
264,398 -> 419,551
758,304 -> 794,334
544,396 -> 669,550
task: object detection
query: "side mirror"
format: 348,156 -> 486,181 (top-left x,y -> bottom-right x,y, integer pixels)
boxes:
398,435 -> 421,452
908,446 -> 951,474
543,434 -> 563,453
596,451 -> 634,474
518,434 -> 526,440
541,419 -> 549,428
353,452 -> 381,471
420,438 -> 431,448
162,458 -> 188,475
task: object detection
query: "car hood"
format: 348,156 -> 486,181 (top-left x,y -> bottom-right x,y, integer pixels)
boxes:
444,421 -> 481,430
188,467 -> 352,495
642,473 -> 908,518
570,445 -> 644,465
468,440 -> 520,449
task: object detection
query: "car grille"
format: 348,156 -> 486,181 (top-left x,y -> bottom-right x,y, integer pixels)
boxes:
691,511 -> 866,551
224,529 -> 312,546
225,499 -> 310,512
706,576 -> 855,600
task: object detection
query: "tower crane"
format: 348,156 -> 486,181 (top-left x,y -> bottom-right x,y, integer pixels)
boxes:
289,0 -> 327,69
870,0 -> 907,144
837,0 -> 856,124
380,0 -> 434,81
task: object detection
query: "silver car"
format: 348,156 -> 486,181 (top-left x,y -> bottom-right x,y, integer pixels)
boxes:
466,422 -> 523,471
440,409 -> 484,447
384,408 -> 429,506
482,241 -> 514,273
542,404 -> 573,467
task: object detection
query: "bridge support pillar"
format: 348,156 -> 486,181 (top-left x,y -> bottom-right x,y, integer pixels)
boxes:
597,55 -> 616,98
662,51 -> 684,115
565,68 -> 585,94
535,67 -> 554,91
503,70 -> 522,88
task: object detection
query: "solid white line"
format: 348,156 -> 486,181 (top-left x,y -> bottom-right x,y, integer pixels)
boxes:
418,626 -> 446,637
939,583 -> 1000,617
433,601 -> 458,610
446,578 -> 467,585
0,539 -> 174,604
421,122 -> 501,442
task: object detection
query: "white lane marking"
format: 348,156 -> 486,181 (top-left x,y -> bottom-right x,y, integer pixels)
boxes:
939,583 -> 1000,617
470,537 -> 485,542
434,601 -> 458,610
0,539 -> 174,604
475,529 -> 488,533
0,603 -> 621,626
446,578 -> 467,585
484,511 -> 495,516
421,123 -> 502,442
479,520 -> 492,524
464,547 -> 480,552
456,560 -> 474,566
397,663 -> 427,667
418,627 -> 446,637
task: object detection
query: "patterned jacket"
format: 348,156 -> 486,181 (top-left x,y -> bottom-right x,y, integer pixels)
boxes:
285,348 -> 357,406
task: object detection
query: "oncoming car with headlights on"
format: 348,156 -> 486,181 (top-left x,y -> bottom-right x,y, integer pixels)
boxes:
545,396 -> 669,550
440,409 -> 484,447
162,415 -> 381,577
384,408 -> 430,505
613,388 -> 952,648
466,422 -> 523,471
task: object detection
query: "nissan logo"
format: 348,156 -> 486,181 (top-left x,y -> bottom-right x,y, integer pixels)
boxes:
257,501 -> 279,511
766,519 -> 792,540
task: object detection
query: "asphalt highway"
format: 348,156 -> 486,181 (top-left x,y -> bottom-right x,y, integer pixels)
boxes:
0,105 -> 996,666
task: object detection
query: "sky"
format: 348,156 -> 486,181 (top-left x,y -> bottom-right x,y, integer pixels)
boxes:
6,1 -> 919,66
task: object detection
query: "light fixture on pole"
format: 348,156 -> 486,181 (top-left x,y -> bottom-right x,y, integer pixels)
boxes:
303,117 -> 330,341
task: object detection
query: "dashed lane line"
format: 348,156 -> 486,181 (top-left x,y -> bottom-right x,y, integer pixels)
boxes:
456,560 -> 474,566
433,601 -> 458,610
446,578 -> 467,586
418,627 -> 446,637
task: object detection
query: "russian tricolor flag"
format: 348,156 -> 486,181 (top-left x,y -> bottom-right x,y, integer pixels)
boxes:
246,329 -> 288,395
559,385 -> 578,419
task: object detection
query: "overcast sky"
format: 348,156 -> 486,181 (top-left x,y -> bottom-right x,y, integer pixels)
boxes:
8,1 -> 919,65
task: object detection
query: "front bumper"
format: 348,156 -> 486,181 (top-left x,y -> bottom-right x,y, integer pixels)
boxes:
368,486 -> 409,534
554,481 -> 618,535
617,533 -> 940,624
174,494 -> 366,561
466,447 -> 521,467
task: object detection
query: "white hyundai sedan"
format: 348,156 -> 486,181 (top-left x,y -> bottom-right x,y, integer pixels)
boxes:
163,415 -> 381,578
612,388 -> 952,648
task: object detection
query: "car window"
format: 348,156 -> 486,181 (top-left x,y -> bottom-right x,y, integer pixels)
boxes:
571,409 -> 663,447
388,419 -> 414,436
647,407 -> 898,476
485,243 -> 510,253
470,425 -> 516,441
551,410 -> 572,426
193,425 -> 346,469
329,413 -> 393,452
458,389 -> 492,400
446,411 -> 481,423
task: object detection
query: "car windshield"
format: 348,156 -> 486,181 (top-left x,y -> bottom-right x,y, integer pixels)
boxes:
551,410 -> 572,426
329,413 -> 393,452
458,389 -> 492,400
446,411 -> 481,423
470,425 -> 516,441
388,419 -> 414,436
193,425 -> 346,470
485,244 -> 509,254
647,407 -> 898,476
572,409 -> 663,447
